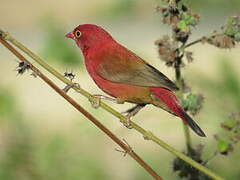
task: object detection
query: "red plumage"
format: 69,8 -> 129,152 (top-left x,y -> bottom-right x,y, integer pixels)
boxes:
66,24 -> 205,137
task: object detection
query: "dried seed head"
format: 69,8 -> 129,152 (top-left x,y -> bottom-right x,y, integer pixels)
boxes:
64,71 -> 76,81
207,34 -> 235,49
16,61 -> 30,75
155,35 -> 178,66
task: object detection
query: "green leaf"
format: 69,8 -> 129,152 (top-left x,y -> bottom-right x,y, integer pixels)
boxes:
222,119 -> 237,130
224,16 -> 240,38
177,20 -> 188,32
217,139 -> 229,153
234,32 -> 240,41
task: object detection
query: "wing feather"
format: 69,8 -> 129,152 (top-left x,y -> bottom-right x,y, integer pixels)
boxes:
95,45 -> 179,91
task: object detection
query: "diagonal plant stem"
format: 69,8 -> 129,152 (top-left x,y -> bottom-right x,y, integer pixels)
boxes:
0,30 -> 225,180
0,38 -> 163,180
174,57 -> 192,152
179,35 -> 215,52
182,38 -> 204,49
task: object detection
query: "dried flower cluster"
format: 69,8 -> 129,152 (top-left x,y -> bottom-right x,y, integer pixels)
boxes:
204,16 -> 240,49
155,1 -> 240,179
155,0 -> 200,69
154,35 -> 178,66
156,0 -> 200,44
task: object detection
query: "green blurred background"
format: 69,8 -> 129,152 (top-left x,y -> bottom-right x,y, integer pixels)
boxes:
0,0 -> 240,179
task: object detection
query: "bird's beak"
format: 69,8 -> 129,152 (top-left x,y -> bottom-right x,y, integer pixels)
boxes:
65,31 -> 74,39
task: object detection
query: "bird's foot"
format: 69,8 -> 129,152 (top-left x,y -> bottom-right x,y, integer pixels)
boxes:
120,115 -> 133,129
89,95 -> 101,108
62,83 -> 80,93
89,94 -> 120,108
120,104 -> 146,129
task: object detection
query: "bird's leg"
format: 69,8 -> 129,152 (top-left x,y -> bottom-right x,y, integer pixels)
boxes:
121,104 -> 146,129
123,104 -> 146,117
90,94 -> 124,108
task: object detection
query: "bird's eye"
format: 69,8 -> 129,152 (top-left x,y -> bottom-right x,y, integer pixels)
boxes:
75,30 -> 81,38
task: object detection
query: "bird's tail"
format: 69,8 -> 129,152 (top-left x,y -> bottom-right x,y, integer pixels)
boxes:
150,87 -> 206,137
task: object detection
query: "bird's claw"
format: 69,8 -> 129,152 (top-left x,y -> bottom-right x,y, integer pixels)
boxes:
89,95 -> 101,108
120,116 -> 133,129
89,94 -> 118,108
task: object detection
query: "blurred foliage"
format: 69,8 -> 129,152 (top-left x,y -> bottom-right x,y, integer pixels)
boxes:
35,134 -> 108,180
156,1 -> 240,179
215,112 -> 240,155
41,22 -> 82,66
173,145 -> 211,180
188,0 -> 240,13
0,89 -> 36,180
97,0 -> 138,20
218,60 -> 240,108
0,88 -> 108,180
198,58 -> 240,109
0,89 -> 15,117
99,0 -> 240,19
224,16 -> 240,41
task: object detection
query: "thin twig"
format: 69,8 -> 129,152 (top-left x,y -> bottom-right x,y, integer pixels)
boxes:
0,30 -> 225,180
0,38 -> 163,180
174,56 -> 192,152
183,38 -> 203,49
180,36 -> 213,51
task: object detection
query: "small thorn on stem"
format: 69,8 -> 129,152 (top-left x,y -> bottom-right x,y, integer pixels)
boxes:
115,148 -> 128,156
62,71 -> 80,93
30,72 -> 38,78
62,83 -> 80,93
115,139 -> 133,156
143,131 -> 154,140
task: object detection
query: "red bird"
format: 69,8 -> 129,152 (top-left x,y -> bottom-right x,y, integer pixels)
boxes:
66,24 -> 205,137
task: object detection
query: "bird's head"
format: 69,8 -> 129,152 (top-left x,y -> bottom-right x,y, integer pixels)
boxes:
66,24 -> 113,51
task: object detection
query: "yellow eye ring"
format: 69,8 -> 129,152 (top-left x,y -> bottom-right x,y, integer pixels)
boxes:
74,30 -> 81,38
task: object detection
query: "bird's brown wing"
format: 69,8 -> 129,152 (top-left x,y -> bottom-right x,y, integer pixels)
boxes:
95,45 -> 179,91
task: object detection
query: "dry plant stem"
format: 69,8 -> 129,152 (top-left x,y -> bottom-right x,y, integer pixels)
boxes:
180,36 -> 213,51
175,58 -> 192,152
183,38 -> 203,49
179,38 -> 203,51
0,31 -> 225,180
0,38 -> 162,180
